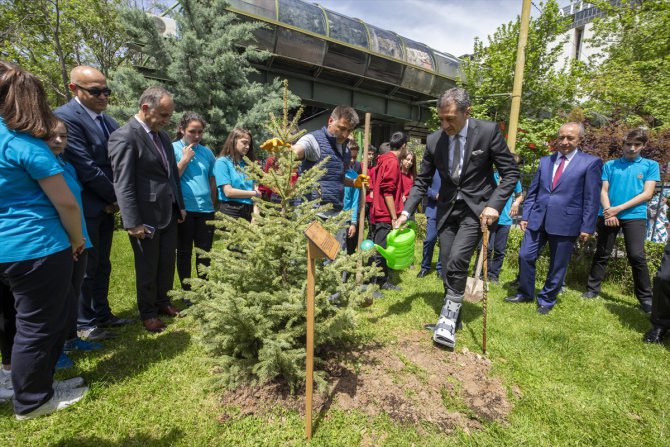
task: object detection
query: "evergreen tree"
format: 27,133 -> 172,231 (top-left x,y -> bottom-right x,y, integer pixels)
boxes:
109,0 -> 297,146
185,82 -> 380,392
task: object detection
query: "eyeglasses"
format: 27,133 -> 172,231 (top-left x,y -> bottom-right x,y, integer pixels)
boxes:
74,84 -> 112,97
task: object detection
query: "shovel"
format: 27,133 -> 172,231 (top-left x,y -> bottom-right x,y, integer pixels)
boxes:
464,231 -> 487,303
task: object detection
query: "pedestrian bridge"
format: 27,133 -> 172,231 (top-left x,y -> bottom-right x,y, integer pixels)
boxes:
226,0 -> 464,134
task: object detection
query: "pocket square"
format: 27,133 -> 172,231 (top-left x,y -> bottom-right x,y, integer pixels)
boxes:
472,149 -> 484,156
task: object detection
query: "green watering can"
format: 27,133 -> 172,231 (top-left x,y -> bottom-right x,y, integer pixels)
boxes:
374,221 -> 416,270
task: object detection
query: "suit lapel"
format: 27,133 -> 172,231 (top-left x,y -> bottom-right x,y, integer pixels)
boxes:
435,132 -> 450,184
131,118 -> 169,177
553,150 -> 581,191
545,153 -> 558,191
72,100 -> 107,141
459,118 -> 478,181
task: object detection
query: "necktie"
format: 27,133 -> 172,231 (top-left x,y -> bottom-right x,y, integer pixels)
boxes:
450,134 -> 462,184
96,115 -> 109,140
552,155 -> 567,190
150,131 -> 169,172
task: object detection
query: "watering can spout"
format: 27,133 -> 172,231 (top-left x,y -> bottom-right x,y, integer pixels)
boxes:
374,244 -> 392,258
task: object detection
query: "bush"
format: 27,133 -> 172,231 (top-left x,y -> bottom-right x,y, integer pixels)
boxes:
505,228 -> 666,294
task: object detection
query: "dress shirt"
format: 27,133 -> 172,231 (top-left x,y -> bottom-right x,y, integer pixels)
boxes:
551,148 -> 578,182
75,97 -> 108,137
449,120 -> 468,199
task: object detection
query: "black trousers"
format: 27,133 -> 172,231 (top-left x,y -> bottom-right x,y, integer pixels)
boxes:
177,211 -> 215,289
651,240 -> 670,328
129,214 -> 178,320
369,222 -> 392,285
0,280 -> 16,366
586,218 -> 652,304
219,201 -> 252,222
438,201 -> 482,296
0,248 -> 74,415
78,212 -> 114,330
67,251 -> 88,340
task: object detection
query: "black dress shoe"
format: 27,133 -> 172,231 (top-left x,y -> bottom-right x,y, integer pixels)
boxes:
643,326 -> 667,343
537,306 -> 552,315
98,315 -> 134,327
640,301 -> 652,314
504,295 -> 533,303
416,269 -> 430,278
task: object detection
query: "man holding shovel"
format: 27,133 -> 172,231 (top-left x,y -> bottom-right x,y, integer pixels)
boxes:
395,88 -> 519,348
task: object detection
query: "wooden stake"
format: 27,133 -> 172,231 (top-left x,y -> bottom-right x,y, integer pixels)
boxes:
356,113 -> 371,282
482,226 -> 489,354
305,240 -> 316,440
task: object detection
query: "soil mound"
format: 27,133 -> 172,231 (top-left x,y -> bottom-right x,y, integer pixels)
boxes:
219,330 -> 515,433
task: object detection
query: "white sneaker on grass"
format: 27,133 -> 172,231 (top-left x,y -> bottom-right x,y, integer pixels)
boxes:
15,385 -> 88,420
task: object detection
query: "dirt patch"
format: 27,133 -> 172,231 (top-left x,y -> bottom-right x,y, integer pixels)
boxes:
219,330 -> 514,433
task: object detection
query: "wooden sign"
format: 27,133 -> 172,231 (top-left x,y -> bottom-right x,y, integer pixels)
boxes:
304,220 -> 340,261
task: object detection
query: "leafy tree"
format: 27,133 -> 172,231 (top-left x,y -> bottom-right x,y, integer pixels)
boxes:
184,84 -> 379,391
581,0 -> 670,128
0,0 -> 128,105
109,0 -> 298,148
461,0 -> 582,122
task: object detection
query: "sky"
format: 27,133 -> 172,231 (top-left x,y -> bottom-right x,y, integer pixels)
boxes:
310,0 -> 543,57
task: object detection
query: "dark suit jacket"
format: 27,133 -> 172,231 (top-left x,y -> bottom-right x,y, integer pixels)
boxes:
404,118 -> 520,230
54,99 -> 119,218
108,117 -> 184,230
522,150 -> 602,237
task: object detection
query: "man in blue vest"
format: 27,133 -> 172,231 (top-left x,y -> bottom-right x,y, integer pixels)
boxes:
291,106 -> 368,221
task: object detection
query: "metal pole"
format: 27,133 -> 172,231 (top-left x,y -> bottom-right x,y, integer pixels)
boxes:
506,0 -> 532,153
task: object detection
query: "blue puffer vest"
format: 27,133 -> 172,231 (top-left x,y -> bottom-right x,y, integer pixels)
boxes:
301,127 -> 350,211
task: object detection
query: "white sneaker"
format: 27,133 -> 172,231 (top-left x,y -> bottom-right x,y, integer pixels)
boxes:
15,385 -> 88,420
54,377 -> 85,391
0,387 -> 13,402
0,369 -> 11,389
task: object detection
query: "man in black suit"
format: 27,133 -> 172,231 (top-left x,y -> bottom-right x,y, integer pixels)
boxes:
395,88 -> 519,348
108,86 -> 185,333
55,66 -> 132,341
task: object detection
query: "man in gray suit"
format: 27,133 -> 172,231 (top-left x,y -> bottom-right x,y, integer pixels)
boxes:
108,86 -> 185,333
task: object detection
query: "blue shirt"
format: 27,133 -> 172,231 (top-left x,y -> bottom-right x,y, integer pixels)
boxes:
0,119 -> 70,262
173,141 -> 216,213
600,156 -> 660,220
60,158 -> 92,249
342,169 -> 360,224
494,171 -> 523,226
214,156 -> 254,205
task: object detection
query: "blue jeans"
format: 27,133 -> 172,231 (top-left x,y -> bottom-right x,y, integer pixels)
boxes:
488,224 -> 511,280
420,214 -> 442,272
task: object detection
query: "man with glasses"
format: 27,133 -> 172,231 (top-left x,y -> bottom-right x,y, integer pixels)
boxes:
55,66 -> 133,343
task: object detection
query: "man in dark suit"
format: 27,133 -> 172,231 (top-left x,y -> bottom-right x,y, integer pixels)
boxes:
506,122 -> 602,314
395,88 -> 519,348
55,66 -> 132,341
108,86 -> 185,333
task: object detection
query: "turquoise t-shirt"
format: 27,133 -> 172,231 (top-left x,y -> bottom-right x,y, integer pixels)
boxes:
600,157 -> 660,220
60,158 -> 92,249
213,156 -> 254,205
173,141 -> 216,213
494,172 -> 523,226
0,119 -> 70,262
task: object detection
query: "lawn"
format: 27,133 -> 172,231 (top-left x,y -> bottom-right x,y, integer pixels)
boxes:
1,230 -> 669,446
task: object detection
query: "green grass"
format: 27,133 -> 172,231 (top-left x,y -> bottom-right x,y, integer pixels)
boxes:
1,231 -> 670,446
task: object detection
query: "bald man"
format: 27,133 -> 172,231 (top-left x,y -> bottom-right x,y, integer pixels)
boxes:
55,66 -> 132,341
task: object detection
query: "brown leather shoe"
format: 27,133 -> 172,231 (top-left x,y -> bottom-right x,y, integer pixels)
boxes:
142,318 -> 165,333
158,305 -> 180,317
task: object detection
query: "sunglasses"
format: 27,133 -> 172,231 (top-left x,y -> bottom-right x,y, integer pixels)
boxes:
75,84 -> 112,97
